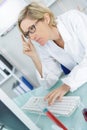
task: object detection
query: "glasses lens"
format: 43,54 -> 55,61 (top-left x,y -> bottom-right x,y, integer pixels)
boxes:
29,25 -> 36,33
23,22 -> 37,39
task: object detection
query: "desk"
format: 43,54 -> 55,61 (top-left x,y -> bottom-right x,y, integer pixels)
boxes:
14,81 -> 87,130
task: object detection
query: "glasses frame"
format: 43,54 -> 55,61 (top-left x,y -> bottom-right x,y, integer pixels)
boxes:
23,19 -> 40,39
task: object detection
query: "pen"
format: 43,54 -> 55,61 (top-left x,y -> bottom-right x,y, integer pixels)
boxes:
43,108 -> 68,130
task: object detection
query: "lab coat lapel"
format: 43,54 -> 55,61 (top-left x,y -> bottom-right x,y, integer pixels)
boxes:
47,41 -> 76,70
58,18 -> 84,63
56,18 -> 72,43
46,19 -> 77,70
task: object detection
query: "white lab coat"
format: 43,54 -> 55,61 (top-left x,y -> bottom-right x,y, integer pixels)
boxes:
36,9 -> 87,92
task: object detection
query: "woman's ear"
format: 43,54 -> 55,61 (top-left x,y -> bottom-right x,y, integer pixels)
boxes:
44,13 -> 50,24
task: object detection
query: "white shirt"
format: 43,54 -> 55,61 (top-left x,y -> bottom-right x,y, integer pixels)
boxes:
36,9 -> 87,92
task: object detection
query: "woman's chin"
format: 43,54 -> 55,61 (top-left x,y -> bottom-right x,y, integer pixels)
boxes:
39,40 -> 48,46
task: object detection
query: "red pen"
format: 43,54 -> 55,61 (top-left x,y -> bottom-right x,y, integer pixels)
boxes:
43,108 -> 68,130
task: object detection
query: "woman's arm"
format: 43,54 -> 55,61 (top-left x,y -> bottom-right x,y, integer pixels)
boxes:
21,35 -> 43,77
62,10 -> 87,92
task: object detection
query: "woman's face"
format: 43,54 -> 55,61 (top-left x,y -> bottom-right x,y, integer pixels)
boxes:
20,15 -> 53,46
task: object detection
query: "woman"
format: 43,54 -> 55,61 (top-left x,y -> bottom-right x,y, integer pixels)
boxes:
18,2 -> 87,105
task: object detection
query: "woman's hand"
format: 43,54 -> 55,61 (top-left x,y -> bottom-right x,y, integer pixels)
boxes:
21,35 -> 37,58
21,35 -> 43,77
44,84 -> 70,105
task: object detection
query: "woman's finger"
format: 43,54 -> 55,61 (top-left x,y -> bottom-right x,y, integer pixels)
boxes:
49,93 -> 61,105
44,88 -> 57,100
47,90 -> 60,105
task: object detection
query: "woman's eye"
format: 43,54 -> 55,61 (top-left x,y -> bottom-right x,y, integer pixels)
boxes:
30,25 -> 35,31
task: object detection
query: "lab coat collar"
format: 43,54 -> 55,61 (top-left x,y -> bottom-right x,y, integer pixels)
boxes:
46,40 -> 76,70
39,18 -> 76,70
56,18 -> 72,44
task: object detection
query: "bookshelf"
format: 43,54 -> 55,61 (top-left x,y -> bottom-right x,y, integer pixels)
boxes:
0,53 -> 41,130
0,53 -> 34,98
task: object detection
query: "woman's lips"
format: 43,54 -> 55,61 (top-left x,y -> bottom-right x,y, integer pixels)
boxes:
35,38 -> 46,45
36,38 -> 42,43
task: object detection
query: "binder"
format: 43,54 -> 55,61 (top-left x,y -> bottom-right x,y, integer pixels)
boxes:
16,85 -> 25,94
12,77 -> 33,96
21,76 -> 34,90
19,82 -> 30,92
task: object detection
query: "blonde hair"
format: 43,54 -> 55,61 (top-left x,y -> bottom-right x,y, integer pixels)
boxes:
18,2 -> 57,33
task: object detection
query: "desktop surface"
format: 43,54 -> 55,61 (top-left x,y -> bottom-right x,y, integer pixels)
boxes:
14,81 -> 87,130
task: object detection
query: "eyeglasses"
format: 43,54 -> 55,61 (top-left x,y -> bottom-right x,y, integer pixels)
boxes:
23,19 -> 40,39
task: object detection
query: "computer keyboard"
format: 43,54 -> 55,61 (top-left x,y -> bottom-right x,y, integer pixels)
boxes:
21,96 -> 80,117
